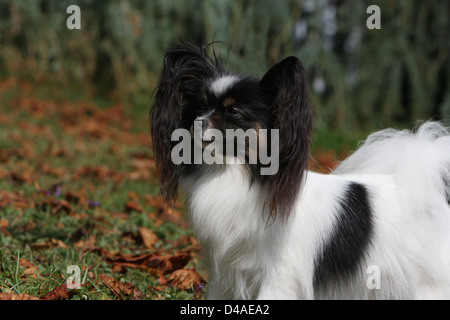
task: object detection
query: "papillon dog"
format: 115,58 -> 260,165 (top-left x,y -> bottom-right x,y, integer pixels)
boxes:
150,42 -> 450,299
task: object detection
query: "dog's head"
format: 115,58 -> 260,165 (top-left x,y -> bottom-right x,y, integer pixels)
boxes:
150,43 -> 312,220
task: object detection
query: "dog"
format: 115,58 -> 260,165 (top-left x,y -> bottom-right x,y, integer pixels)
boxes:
150,42 -> 450,299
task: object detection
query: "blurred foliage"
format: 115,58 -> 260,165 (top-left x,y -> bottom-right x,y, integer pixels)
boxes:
0,0 -> 449,131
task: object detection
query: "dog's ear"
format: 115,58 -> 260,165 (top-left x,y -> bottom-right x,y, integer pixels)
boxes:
150,43 -> 217,206
260,56 -> 312,221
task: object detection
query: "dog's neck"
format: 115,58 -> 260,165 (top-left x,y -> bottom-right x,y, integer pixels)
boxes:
181,165 -> 270,243
180,164 -> 291,299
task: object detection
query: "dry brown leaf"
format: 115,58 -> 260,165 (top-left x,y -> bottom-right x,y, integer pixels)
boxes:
0,168 -> 9,179
19,121 -> 54,138
40,164 -> 68,178
112,212 -> 130,220
102,249 -> 191,275
0,227 -> 11,237
138,227 -> 159,249
0,219 -> 8,228
0,190 -> 28,210
167,269 -> 206,291
69,226 -> 89,241
145,195 -> 188,228
0,114 -> 10,125
162,252 -> 192,274
40,283 -> 80,300
0,148 -> 29,162
127,190 -> 140,202
140,251 -> 192,275
74,234 -> 97,249
17,258 -> 41,279
102,250 -> 154,272
125,201 -> 143,213
98,274 -> 143,300
130,158 -> 155,170
72,166 -> 123,183
0,219 -> 10,236
65,190 -> 90,210
23,220 -> 36,232
127,170 -> 152,181
127,159 -> 155,181
31,238 -> 67,249
37,198 -> 72,215
10,169 -> 35,185
0,293 -> 41,300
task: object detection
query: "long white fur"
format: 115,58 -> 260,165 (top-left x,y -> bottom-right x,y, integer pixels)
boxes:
181,121 -> 450,299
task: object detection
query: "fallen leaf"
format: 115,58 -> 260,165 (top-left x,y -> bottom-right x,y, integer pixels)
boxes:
37,198 -> 72,215
125,201 -> 143,213
17,258 -> 41,279
23,220 -> 36,232
102,250 -> 154,272
161,252 -> 192,274
0,148 -> 28,162
158,274 -> 167,285
127,191 -> 140,202
0,190 -> 29,210
145,195 -> 189,228
98,274 -> 143,300
0,219 -> 11,236
74,234 -> 96,249
64,190 -> 87,207
167,269 -> 206,291
69,226 -> 89,241
111,212 -> 130,220
0,219 -> 8,228
102,249 -> 191,275
0,227 -> 11,237
138,227 -> 159,249
0,293 -> 41,300
9,169 -> 35,185
40,283 -> 81,300
40,164 -> 68,178
127,159 -> 156,181
0,168 -> 9,179
31,238 -> 67,249
72,166 -> 123,183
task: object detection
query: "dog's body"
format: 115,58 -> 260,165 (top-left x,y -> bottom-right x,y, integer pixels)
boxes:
182,123 -> 450,299
150,43 -> 450,299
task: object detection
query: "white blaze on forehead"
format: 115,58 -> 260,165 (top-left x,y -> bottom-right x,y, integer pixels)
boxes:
209,75 -> 239,96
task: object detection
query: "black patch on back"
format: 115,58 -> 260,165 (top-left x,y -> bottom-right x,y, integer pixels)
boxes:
313,182 -> 373,290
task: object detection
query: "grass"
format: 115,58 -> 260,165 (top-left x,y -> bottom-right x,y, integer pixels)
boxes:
0,77 -> 204,300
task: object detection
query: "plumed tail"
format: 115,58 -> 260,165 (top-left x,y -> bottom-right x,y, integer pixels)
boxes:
334,121 -> 450,213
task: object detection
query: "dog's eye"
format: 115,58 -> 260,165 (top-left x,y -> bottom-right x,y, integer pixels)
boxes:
227,107 -> 240,116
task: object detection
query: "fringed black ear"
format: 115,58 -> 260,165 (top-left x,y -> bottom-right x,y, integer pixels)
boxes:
150,43 -> 217,206
260,56 -> 312,221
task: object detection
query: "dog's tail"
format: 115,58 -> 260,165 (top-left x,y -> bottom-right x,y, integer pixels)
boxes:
333,121 -> 450,214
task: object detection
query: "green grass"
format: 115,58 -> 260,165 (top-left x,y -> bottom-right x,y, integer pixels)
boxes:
0,78 -> 204,300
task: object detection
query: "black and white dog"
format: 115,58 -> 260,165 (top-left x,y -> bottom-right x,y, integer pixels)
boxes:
150,43 -> 450,299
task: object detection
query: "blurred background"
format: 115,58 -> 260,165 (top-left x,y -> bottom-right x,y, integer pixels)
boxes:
1,0 -> 449,137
